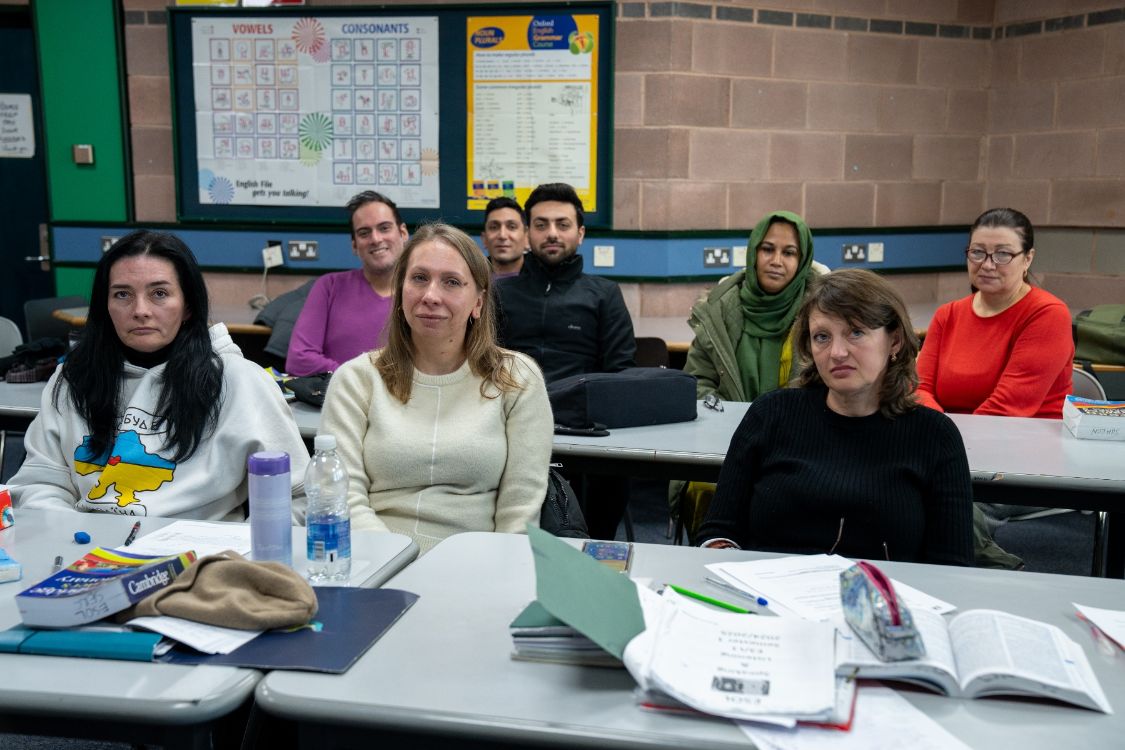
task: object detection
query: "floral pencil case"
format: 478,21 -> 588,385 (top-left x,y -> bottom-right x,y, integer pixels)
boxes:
839,561 -> 926,662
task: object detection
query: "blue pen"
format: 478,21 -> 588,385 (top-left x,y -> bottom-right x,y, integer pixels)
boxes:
704,576 -> 769,608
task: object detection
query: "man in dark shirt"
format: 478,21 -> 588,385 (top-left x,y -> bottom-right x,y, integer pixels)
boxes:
496,183 -> 636,540
496,182 -> 635,381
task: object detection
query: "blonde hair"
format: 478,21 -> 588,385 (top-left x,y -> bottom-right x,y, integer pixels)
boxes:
375,222 -> 523,403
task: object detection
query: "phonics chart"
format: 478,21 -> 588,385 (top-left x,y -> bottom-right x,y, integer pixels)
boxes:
190,15 -> 439,209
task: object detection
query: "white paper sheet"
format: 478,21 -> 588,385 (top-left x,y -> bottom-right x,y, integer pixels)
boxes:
707,555 -> 955,630
1074,603 -> 1125,650
739,686 -> 972,750
127,520 -> 252,558
641,590 -> 837,721
127,615 -> 262,654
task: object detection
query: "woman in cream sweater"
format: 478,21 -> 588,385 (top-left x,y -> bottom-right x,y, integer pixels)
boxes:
319,223 -> 553,554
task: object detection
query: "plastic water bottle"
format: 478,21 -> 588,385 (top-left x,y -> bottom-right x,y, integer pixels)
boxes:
248,451 -> 293,566
305,434 -> 351,583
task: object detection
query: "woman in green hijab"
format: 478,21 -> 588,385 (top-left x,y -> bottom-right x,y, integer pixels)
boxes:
684,211 -> 821,401
673,211 -> 823,538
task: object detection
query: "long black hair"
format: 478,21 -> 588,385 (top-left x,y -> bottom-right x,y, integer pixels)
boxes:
54,230 -> 223,462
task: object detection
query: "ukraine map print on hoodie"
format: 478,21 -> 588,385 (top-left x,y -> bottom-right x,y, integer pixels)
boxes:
73,407 -> 175,514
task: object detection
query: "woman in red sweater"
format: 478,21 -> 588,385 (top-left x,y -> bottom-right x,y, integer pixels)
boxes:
916,208 -> 1074,569
916,208 -> 1073,419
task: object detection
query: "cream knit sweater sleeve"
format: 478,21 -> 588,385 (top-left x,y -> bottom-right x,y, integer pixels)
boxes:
319,353 -> 391,532
494,351 -> 553,534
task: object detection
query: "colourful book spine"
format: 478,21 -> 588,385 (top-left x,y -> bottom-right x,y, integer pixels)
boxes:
15,548 -> 196,628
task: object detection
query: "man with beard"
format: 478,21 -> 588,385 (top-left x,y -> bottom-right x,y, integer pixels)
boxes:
497,182 -> 635,539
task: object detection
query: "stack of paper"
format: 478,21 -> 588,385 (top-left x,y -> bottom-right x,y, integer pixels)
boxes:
509,601 -> 622,667
526,527 -> 839,725
705,554 -> 956,631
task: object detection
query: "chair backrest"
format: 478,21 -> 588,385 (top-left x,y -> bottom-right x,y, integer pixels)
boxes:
634,337 -> 670,368
23,295 -> 87,342
1071,365 -> 1108,401
0,316 -> 23,358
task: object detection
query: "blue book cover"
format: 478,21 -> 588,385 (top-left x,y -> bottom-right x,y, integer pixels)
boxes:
162,587 -> 418,673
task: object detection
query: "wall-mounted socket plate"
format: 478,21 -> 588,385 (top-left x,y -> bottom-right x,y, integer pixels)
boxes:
842,243 -> 867,263
100,236 -> 121,253
289,240 -> 319,260
262,244 -> 284,269
868,242 -> 885,263
703,247 -> 731,268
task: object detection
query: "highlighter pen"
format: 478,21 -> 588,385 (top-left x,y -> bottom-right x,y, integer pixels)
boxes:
123,521 -> 141,547
665,583 -> 754,614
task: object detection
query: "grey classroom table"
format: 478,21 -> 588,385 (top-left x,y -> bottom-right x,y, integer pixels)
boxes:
551,401 -> 1125,574
0,381 -> 45,431
0,508 -> 417,749
256,531 -> 1125,749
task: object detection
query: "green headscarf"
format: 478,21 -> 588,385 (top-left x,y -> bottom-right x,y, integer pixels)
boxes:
736,210 -> 815,399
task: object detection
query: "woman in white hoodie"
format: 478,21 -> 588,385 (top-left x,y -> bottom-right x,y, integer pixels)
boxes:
12,230 -> 308,520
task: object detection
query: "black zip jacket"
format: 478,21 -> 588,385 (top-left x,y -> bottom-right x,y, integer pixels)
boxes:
496,252 -> 636,383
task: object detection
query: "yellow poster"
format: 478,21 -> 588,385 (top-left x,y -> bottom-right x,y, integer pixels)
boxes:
466,14 -> 599,212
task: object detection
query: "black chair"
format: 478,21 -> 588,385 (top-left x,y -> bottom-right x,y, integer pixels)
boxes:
634,336 -> 669,368
23,295 -> 87,342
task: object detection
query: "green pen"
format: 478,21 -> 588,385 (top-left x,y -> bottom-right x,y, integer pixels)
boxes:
665,583 -> 755,614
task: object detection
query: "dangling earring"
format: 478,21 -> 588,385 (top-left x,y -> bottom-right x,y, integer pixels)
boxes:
890,352 -> 897,363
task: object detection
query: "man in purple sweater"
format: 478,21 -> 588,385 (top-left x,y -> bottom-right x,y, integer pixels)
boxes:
286,191 -> 408,375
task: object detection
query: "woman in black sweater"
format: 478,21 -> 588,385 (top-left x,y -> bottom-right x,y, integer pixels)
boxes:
698,269 -> 973,565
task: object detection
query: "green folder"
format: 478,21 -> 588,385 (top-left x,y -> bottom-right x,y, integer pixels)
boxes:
526,526 -> 646,659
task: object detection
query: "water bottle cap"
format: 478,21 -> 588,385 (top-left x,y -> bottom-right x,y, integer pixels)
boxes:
248,451 -> 290,475
314,434 -> 337,451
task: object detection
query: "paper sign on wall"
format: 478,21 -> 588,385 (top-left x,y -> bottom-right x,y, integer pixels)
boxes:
0,94 -> 35,159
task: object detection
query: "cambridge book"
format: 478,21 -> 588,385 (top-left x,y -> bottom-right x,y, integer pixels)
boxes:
16,547 -> 197,628
1063,395 -> 1125,441
836,608 -> 1112,713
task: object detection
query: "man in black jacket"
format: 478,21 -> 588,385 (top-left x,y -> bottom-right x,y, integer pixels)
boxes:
496,182 -> 636,540
496,182 -> 635,382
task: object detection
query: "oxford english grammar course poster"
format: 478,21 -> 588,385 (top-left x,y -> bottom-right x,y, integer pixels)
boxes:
466,15 -> 599,212
191,15 -> 440,209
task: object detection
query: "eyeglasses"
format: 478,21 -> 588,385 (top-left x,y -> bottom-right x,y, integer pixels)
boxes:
965,247 -> 1026,266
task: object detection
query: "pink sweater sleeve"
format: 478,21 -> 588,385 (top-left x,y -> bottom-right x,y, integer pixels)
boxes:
286,277 -> 341,376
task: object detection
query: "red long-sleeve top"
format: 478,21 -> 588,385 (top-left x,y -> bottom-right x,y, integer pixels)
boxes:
915,287 -> 1074,419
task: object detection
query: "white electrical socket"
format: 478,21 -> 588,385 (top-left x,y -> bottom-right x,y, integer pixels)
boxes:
869,242 -> 885,263
262,244 -> 284,269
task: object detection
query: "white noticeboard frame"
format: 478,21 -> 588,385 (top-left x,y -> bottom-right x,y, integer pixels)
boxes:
0,93 -> 36,159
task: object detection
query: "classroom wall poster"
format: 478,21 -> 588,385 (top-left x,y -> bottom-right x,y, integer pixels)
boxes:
466,15 -> 599,212
190,15 -> 439,209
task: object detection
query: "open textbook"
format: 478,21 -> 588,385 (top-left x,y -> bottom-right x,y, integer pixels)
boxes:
836,607 -> 1112,713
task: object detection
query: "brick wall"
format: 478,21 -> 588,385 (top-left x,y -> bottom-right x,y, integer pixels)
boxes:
100,1 -> 1125,312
